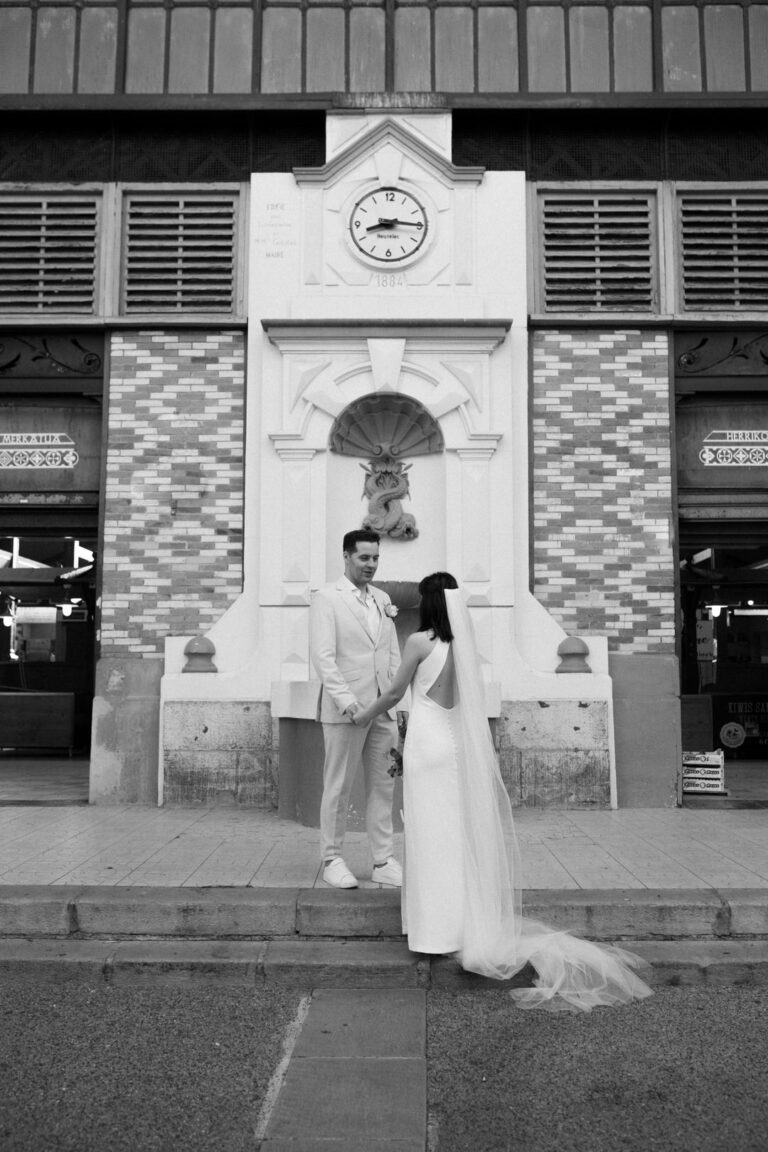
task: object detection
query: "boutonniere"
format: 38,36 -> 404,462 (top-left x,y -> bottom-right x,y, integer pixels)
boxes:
384,604 -> 399,619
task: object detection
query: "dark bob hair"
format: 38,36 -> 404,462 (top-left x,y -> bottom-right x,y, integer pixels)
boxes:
418,571 -> 458,642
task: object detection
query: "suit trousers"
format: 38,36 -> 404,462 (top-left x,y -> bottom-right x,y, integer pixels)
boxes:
319,713 -> 397,863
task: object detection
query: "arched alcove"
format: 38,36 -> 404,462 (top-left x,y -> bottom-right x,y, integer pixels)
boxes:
329,392 -> 444,459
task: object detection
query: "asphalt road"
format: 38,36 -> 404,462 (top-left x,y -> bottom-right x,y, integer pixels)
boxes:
428,984 -> 768,1152
0,981 -> 304,1152
3,980 -> 768,1151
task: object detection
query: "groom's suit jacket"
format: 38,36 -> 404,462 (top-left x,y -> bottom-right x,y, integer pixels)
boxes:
310,578 -> 401,724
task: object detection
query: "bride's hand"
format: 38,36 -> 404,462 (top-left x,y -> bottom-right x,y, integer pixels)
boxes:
351,707 -> 371,726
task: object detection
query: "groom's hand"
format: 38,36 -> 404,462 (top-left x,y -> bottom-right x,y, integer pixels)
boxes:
344,701 -> 362,721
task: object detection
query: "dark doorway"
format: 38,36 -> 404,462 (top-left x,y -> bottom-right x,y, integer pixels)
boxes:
0,330 -> 103,803
0,534 -> 95,804
680,539 -> 768,806
675,330 -> 768,806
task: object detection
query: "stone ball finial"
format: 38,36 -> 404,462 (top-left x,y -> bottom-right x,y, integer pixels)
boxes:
555,636 -> 591,674
182,634 -> 217,673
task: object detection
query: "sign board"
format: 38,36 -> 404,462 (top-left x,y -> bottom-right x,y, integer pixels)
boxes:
677,401 -> 768,490
0,404 -> 101,495
712,695 -> 768,757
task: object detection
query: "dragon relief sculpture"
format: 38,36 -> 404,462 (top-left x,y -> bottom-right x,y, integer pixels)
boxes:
361,457 -> 419,540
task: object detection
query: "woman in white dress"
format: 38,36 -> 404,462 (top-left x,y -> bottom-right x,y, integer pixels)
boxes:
352,572 -> 653,1012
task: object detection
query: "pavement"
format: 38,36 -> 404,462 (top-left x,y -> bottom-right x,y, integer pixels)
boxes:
3,801 -> 768,1150
2,802 -> 768,987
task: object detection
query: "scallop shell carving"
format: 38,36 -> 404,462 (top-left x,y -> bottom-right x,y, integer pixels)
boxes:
330,393 -> 444,458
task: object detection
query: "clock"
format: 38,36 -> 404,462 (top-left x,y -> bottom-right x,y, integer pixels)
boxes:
348,186 -> 429,264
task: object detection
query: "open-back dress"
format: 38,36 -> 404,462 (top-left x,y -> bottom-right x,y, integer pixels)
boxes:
400,621 -> 653,1012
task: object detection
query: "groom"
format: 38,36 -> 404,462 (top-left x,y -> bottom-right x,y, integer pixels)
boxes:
309,528 -> 403,889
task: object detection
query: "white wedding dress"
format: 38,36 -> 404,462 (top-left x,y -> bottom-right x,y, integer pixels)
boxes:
401,594 -> 653,1012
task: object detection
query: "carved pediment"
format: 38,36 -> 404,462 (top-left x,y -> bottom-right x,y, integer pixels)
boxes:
293,116 -> 484,190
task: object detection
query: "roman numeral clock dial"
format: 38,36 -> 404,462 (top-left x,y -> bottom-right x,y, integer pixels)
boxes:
349,187 -> 429,265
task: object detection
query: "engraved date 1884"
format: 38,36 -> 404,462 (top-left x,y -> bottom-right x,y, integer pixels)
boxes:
373,273 -> 407,288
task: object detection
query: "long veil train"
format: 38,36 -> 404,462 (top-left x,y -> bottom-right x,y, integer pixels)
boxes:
444,589 -> 652,1011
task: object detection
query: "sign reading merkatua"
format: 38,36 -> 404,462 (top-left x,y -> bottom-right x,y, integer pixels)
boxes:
0,433 -> 79,469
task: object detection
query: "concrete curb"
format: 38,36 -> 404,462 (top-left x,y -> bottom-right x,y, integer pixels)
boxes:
1,937 -> 767,989
3,886 -> 768,942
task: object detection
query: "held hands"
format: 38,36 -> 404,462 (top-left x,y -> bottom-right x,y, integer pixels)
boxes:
344,700 -> 372,726
343,701 -> 363,722
345,704 -> 409,729
350,703 -> 374,727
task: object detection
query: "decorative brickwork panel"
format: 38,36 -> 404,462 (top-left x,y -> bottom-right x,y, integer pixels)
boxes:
532,330 -> 675,655
101,330 -> 244,655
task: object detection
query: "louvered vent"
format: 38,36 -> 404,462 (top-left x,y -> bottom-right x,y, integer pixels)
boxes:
123,193 -> 238,313
679,192 -> 768,310
540,193 -> 656,311
0,195 -> 99,312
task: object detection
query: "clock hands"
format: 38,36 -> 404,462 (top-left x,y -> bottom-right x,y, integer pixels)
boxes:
366,217 -> 421,232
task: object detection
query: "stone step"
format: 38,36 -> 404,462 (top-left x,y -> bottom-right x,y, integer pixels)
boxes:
2,886 -> 768,942
1,937 -> 768,990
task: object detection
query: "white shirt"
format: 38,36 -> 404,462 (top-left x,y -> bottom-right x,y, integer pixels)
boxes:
342,575 -> 380,638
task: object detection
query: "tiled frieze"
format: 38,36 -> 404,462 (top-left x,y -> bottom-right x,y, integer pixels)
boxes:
531,330 -> 675,655
101,330 -> 245,655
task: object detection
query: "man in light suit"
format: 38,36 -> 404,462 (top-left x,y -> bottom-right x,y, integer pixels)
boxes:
310,528 -> 404,889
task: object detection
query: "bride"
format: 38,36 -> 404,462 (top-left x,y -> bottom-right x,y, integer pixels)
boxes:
352,572 -> 652,1011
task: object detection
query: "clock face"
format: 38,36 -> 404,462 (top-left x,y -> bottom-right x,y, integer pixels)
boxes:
349,187 -> 429,264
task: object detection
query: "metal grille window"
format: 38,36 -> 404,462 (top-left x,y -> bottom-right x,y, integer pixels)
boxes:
122,191 -> 240,313
678,191 -> 768,311
537,191 -> 657,312
0,194 -> 100,313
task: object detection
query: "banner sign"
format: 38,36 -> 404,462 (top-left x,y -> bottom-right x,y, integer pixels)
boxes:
677,403 -> 768,488
0,405 -> 101,494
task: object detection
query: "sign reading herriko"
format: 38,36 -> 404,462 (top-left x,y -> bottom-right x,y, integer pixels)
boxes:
699,430 -> 768,467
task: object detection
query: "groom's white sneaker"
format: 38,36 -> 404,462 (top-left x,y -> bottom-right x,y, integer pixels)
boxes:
372,857 -> 402,887
322,857 -> 358,889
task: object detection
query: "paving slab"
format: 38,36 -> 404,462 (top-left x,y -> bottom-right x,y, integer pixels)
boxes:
73,885 -> 300,937
723,888 -> 768,936
294,988 -> 426,1058
0,938 -> 113,982
2,937 -> 768,989
259,1142 -> 424,1151
263,1058 -> 425,1143
429,956 -> 537,992
109,939 -> 264,985
5,885 -> 768,944
524,887 -> 730,940
0,884 -> 81,935
632,939 -> 768,986
262,940 -> 427,987
296,887 -> 403,937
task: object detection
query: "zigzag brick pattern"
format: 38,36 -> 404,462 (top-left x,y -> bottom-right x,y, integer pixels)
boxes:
101,330 -> 245,655
531,329 -> 675,655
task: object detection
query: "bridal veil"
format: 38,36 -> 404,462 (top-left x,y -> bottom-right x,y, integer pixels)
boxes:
444,589 -> 653,1011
